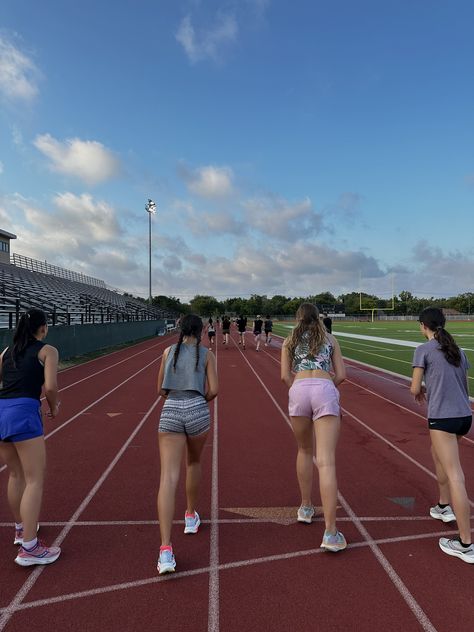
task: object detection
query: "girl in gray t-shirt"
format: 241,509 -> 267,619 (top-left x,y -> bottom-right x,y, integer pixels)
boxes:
410,307 -> 473,564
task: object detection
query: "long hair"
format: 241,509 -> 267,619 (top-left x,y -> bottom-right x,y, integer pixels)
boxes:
173,314 -> 203,371
10,308 -> 47,361
286,303 -> 327,361
419,307 -> 461,367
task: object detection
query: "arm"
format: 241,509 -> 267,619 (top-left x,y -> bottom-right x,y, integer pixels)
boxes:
281,339 -> 294,388
0,348 -> 5,383
204,351 -> 218,401
330,336 -> 346,386
410,367 -> 426,403
157,347 -> 171,398
41,345 -> 60,417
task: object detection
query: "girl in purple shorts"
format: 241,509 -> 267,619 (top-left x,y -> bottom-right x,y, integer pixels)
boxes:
0,309 -> 61,567
281,303 -> 346,551
411,307 -> 473,564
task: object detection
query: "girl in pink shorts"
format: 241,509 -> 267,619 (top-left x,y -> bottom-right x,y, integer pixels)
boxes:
281,303 -> 346,551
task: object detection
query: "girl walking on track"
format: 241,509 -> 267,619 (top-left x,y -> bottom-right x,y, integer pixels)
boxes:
410,307 -> 473,563
281,303 -> 347,552
253,315 -> 263,351
236,315 -> 248,349
264,315 -> 273,346
222,315 -> 231,346
0,308 -> 61,566
207,318 -> 216,346
156,314 -> 218,574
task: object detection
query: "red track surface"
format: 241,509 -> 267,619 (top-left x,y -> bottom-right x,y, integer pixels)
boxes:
1,331 -> 473,631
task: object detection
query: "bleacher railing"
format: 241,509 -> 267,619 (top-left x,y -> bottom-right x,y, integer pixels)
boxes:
11,253 -> 106,288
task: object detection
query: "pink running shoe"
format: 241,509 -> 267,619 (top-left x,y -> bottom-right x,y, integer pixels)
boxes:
15,541 -> 61,566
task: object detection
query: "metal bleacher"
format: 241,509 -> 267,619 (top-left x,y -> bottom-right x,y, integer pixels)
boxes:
0,254 -> 173,328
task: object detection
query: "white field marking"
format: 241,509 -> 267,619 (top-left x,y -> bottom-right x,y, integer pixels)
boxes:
42,334 -> 174,401
333,332 -> 421,348
0,352 -> 165,474
208,348 -> 219,632
337,491 -> 438,632
337,342 -> 413,365
57,331 -> 175,374
1,515 -> 472,529
339,340 -> 400,352
243,344 -> 438,632
0,396 -> 163,630
0,528 -> 466,616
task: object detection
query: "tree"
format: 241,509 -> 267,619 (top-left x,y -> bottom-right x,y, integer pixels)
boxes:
189,295 -> 220,316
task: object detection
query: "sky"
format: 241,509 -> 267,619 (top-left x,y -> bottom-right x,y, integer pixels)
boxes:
0,0 -> 473,300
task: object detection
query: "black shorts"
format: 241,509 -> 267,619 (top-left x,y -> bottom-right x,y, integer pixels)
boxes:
428,415 -> 472,436
208,331 -> 215,338
265,329 -> 272,334
222,329 -> 230,334
254,330 -> 262,336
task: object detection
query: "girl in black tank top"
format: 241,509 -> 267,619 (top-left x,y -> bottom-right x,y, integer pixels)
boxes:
0,309 -> 61,566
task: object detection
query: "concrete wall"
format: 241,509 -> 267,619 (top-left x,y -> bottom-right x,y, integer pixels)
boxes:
0,319 -> 166,360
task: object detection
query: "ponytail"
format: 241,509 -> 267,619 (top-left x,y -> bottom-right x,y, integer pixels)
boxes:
173,314 -> 204,372
419,307 -> 461,367
173,331 -> 185,371
10,308 -> 47,362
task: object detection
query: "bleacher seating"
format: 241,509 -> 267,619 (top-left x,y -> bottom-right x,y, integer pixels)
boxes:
0,255 -> 175,328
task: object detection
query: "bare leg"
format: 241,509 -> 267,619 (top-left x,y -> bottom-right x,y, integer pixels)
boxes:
14,437 -> 46,542
314,415 -> 340,534
430,430 -> 471,543
290,416 -> 314,506
185,431 -> 209,513
431,443 -> 450,505
0,442 -> 26,524
157,433 -> 186,546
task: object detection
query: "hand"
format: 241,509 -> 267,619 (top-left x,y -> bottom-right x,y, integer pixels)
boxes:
414,388 -> 426,404
47,402 -> 61,418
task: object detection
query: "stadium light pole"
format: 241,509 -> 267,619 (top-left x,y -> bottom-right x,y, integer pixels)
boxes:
145,199 -> 157,303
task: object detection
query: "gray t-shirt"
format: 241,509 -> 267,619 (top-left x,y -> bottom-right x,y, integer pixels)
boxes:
412,338 -> 471,419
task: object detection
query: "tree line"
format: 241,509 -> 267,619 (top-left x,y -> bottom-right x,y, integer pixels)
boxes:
151,291 -> 474,317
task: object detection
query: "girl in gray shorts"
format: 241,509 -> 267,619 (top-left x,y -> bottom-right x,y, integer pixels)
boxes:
411,307 -> 473,564
156,314 -> 218,575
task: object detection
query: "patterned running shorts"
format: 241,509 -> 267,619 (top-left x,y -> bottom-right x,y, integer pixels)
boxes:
159,395 -> 210,436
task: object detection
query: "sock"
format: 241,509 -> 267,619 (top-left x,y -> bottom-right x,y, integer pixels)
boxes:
160,544 -> 172,552
22,538 -> 38,550
185,511 -> 195,518
459,539 -> 472,548
438,503 -> 449,509
15,522 -> 23,531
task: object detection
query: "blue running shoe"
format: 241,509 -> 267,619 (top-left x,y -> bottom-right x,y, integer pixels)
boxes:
321,530 -> 347,552
184,511 -> 201,534
157,547 -> 176,574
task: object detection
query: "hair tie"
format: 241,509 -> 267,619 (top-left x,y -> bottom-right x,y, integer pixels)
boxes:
436,325 -> 443,330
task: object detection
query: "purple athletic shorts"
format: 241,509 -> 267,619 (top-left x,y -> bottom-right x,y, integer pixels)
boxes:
288,378 -> 340,421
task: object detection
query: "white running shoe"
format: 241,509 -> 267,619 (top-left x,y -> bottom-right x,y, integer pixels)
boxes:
321,530 -> 347,552
439,538 -> 474,564
184,511 -> 201,534
430,504 -> 456,523
297,505 -> 315,524
157,547 -> 176,574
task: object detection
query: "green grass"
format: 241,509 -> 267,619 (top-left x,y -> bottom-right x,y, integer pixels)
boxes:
273,320 -> 474,397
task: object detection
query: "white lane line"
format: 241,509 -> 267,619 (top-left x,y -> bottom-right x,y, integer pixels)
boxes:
208,397 -> 219,632
237,341 -> 438,632
0,396 -> 162,631
0,352 -> 164,474
1,515 -> 468,528
1,528 -> 465,615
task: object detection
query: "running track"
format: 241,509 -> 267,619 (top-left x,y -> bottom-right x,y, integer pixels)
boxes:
0,330 -> 473,631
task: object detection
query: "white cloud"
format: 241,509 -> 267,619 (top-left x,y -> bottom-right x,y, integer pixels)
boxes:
33,134 -> 121,186
182,164 -> 234,198
0,35 -> 40,102
244,195 -> 325,241
176,13 -> 238,63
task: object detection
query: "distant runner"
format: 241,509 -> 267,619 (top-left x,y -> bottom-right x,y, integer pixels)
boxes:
222,315 -> 231,346
253,315 -> 263,352
236,315 -> 248,349
264,315 -> 273,346
207,318 -> 216,347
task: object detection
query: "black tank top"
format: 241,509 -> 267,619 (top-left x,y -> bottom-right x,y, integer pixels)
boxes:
0,340 -> 45,400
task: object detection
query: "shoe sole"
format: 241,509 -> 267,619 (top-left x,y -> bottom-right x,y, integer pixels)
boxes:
14,553 -> 60,566
430,511 -> 456,523
157,564 -> 176,574
320,543 -> 347,552
439,542 -> 474,563
297,516 -> 313,524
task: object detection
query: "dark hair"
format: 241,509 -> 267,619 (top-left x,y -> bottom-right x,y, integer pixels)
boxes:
419,307 -> 461,366
173,314 -> 203,371
266,314 -> 271,319
287,303 -> 327,361
11,309 -> 48,362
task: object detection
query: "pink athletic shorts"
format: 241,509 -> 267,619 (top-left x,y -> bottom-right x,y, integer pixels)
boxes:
288,378 -> 340,421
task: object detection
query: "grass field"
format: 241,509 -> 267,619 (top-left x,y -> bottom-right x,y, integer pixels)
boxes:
273,320 -> 474,397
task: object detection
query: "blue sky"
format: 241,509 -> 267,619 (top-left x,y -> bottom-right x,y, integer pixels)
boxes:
1,0 -> 473,299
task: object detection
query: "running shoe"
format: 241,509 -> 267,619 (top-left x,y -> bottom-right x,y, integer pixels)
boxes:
184,511 -> 201,534
14,541 -> 61,566
320,530 -> 347,552
14,523 -> 40,546
297,505 -> 315,524
439,537 -> 474,564
157,547 -> 176,574
430,504 -> 456,523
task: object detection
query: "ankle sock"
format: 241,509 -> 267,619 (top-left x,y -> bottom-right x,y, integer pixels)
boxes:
459,539 -> 472,548
15,522 -> 23,531
438,503 -> 449,509
22,538 -> 38,550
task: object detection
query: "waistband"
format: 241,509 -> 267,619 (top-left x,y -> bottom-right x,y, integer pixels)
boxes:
292,378 -> 334,385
